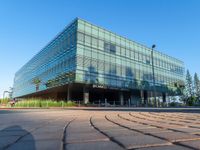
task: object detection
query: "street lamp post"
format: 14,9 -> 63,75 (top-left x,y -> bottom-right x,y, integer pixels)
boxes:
151,44 -> 157,107
3,91 -> 9,99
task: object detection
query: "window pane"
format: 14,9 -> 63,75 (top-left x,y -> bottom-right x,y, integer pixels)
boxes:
92,37 -> 98,46
84,49 -> 91,57
77,32 -> 84,42
77,47 -> 84,55
104,42 -> 116,54
126,49 -> 130,57
98,40 -> 104,49
92,51 -> 98,59
78,23 -> 84,31
121,48 -> 125,56
85,25 -> 91,34
92,28 -> 98,36
105,55 -> 110,61
105,33 -> 110,41
116,46 -> 120,55
98,53 -> 104,60
85,35 -> 91,44
110,44 -> 116,54
104,42 -> 110,52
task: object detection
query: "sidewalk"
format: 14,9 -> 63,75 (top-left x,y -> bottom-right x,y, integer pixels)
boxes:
1,106 -> 200,112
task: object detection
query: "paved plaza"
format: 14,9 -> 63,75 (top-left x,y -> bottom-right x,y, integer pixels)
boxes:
1,108 -> 200,150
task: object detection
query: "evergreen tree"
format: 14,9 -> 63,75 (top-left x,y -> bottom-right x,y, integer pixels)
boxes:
194,73 -> 200,98
185,70 -> 193,97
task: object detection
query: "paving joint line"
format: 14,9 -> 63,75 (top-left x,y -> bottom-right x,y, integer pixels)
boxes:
105,114 -> 173,149
121,113 -> 199,150
139,112 -> 186,126
61,118 -> 76,150
90,116 -> 126,150
128,113 -> 167,130
148,112 -> 200,124
135,113 -> 194,133
149,112 -> 200,123
137,112 -> 200,133
129,113 -> 192,133
173,141 -> 200,150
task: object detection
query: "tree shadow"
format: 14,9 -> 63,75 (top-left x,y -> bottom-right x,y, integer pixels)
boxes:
0,125 -> 35,150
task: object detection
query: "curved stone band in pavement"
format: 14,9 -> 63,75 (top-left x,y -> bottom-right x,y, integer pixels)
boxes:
1,109 -> 200,150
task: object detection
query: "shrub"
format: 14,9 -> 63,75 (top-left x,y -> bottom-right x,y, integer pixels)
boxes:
0,98 -> 9,104
186,96 -> 197,106
169,102 -> 176,107
13,98 -> 76,108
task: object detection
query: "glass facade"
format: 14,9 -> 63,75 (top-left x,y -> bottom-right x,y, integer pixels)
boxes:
13,18 -> 184,98
13,19 -> 77,97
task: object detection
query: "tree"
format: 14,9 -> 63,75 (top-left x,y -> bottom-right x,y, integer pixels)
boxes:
194,73 -> 200,99
32,78 -> 41,92
185,70 -> 193,97
9,87 -> 13,98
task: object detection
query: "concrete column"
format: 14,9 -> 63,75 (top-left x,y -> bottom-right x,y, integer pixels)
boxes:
83,87 -> 89,104
147,91 -> 150,105
153,91 -> 157,107
166,93 -> 169,106
150,91 -> 153,105
130,91 -> 134,105
162,92 -> 166,104
119,91 -> 124,106
67,85 -> 71,101
140,90 -> 144,106
144,90 -> 148,107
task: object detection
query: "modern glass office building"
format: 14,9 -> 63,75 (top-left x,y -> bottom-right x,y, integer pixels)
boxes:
13,18 -> 184,105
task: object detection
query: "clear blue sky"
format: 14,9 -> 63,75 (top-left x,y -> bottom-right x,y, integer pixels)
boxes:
0,0 -> 200,98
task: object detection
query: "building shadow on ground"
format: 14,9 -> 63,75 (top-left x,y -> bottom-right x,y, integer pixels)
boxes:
66,107 -> 200,113
0,125 -> 35,150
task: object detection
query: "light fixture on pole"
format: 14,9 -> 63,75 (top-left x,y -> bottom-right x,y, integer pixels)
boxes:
151,44 -> 157,107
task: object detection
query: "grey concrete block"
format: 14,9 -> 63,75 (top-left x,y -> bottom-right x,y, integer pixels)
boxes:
66,141 -> 124,150
178,140 -> 200,149
114,134 -> 170,149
